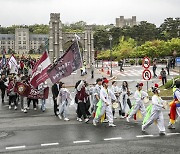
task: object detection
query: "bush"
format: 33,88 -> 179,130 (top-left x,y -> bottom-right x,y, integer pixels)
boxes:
129,59 -> 135,65
164,80 -> 173,89
138,59 -> 142,65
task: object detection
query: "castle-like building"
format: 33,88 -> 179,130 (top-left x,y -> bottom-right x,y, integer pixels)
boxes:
116,16 -> 137,28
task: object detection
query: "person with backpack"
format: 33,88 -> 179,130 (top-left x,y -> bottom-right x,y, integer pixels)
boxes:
160,68 -> 167,85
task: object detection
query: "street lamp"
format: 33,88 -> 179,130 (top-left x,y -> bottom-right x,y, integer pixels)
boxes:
109,35 -> 113,77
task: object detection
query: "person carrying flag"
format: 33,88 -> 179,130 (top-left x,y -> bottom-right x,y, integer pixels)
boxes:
126,83 -> 148,123
168,79 -> 180,129
142,84 -> 166,135
93,79 -> 117,127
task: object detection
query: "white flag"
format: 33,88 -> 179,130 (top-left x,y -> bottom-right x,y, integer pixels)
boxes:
8,55 -> 18,74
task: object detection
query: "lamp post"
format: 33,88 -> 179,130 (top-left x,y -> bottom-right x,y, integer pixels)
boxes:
109,35 -> 113,77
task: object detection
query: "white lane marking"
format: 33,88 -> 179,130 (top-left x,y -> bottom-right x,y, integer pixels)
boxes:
104,137 -> 122,141
41,143 -> 59,146
136,135 -> 154,138
167,133 -> 180,136
73,140 -> 90,144
6,145 -> 26,150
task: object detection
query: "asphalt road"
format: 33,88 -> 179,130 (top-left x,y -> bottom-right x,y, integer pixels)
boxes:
0,65 -> 179,154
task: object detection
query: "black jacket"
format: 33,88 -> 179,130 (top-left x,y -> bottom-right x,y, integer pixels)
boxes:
0,78 -> 7,90
52,84 -> 60,99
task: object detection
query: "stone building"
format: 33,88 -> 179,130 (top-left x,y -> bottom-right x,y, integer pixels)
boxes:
116,16 -> 137,28
0,28 -> 48,55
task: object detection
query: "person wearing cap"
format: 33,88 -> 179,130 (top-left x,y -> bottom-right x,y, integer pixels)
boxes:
168,79 -> 180,129
57,82 -> 72,121
93,79 -> 117,127
142,84 -> 166,135
126,82 -> 148,122
92,78 -> 102,117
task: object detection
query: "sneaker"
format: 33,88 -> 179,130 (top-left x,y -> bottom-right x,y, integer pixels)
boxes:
24,109 -> 27,113
58,115 -> 62,120
114,116 -> 117,119
21,109 -> 24,112
102,119 -> 109,123
27,107 -> 30,110
109,123 -> 116,127
126,117 -> 130,123
9,106 -> 11,110
93,120 -> 97,126
142,125 -> 145,132
78,118 -> 83,122
85,118 -> 89,123
120,115 -> 125,119
77,117 -> 79,121
168,123 -> 175,129
34,108 -> 37,111
14,106 -> 17,110
159,132 -> 166,136
64,118 -> 70,121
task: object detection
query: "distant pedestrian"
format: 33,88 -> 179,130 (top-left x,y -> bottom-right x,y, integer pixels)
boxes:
0,74 -> 7,104
160,68 -> 167,85
119,60 -> 124,72
90,63 -> 94,79
152,60 -> 157,78
166,60 -> 170,75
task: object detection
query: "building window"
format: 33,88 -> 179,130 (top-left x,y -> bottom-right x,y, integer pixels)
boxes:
23,46 -> 26,49
18,41 -> 21,44
23,41 -> 26,44
23,33 -> 26,36
34,42 -> 36,45
8,37 -> 11,40
18,33 -> 21,36
23,37 -> 26,40
8,41 -> 11,44
2,37 -> 5,40
19,46 -> 22,50
19,37 -> 21,40
33,38 -> 37,41
1,41 -> 5,44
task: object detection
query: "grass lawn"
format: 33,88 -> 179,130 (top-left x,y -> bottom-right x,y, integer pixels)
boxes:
148,85 -> 173,97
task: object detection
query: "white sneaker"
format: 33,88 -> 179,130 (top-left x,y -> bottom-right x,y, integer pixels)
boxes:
93,120 -> 97,126
114,116 -> 117,119
21,109 -> 24,112
14,106 -> 17,110
120,115 -> 125,119
85,118 -> 89,123
109,123 -> 116,127
103,119 -> 109,123
78,118 -> 83,122
167,123 -> 175,129
58,115 -> 62,120
34,108 -> 37,111
24,109 -> 27,113
27,107 -> 30,110
142,125 -> 145,132
126,117 -> 130,123
9,106 -> 11,110
64,118 -> 70,121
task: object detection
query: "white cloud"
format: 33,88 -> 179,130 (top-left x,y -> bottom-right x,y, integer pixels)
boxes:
0,0 -> 179,27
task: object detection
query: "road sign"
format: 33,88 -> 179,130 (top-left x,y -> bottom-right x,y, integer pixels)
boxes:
142,69 -> 152,80
176,57 -> 180,67
142,57 -> 150,69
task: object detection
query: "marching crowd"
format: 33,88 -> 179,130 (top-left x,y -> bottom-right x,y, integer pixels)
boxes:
0,56 -> 180,136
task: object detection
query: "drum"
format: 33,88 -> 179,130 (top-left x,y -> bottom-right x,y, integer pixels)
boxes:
143,97 -> 149,104
112,102 -> 119,109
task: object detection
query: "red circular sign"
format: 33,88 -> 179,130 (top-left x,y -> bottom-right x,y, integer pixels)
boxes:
142,57 -> 151,69
142,69 -> 152,80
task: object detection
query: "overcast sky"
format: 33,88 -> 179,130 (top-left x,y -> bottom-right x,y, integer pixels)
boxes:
0,0 -> 179,27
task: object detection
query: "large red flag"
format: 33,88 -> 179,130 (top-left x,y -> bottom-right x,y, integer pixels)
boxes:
30,51 -> 51,88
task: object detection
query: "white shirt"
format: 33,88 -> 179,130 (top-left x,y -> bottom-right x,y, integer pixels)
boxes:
152,95 -> 164,111
134,90 -> 148,104
100,87 -> 116,106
